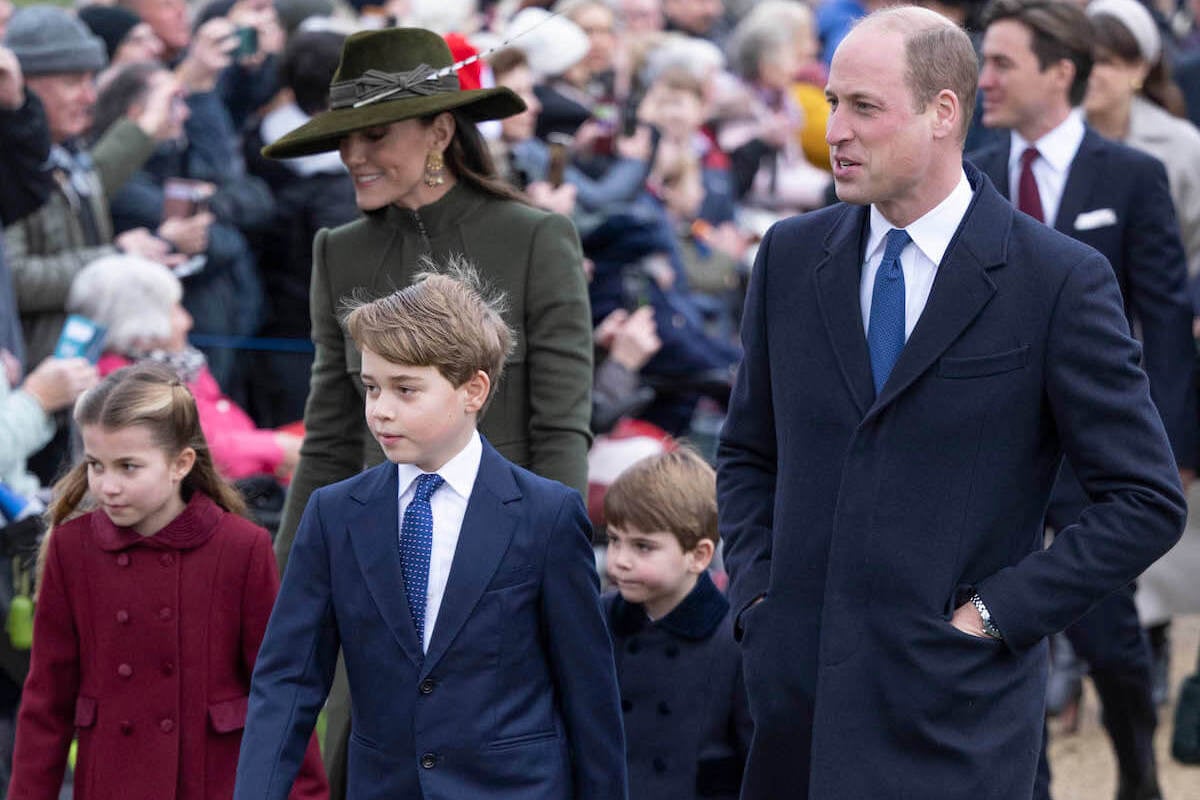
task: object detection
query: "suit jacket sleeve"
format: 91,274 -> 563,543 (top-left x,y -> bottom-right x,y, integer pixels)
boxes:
9,530 -> 80,800
539,491 -> 627,799
237,528 -> 330,800
978,250 -> 1186,650
1121,157 -> 1197,470
716,224 -> 779,621
276,228 -> 366,573
523,213 -> 593,496
236,492 -> 341,800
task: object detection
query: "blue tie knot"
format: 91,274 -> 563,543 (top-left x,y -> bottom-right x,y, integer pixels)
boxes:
880,228 -> 911,278
414,473 -> 444,502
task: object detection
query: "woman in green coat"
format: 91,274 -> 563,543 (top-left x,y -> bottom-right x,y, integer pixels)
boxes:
263,28 -> 594,798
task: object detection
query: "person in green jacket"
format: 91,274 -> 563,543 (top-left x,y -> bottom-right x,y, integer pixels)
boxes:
263,28 -> 594,798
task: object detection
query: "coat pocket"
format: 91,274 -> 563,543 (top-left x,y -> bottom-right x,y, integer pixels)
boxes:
208,696 -> 249,734
488,729 -> 559,751
938,345 -> 1029,379
74,695 -> 97,729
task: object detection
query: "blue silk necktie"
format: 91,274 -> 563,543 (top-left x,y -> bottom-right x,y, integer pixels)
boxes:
400,473 -> 444,645
868,228 -> 912,395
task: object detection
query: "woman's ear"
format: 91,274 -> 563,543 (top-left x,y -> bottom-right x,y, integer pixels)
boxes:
430,111 -> 457,151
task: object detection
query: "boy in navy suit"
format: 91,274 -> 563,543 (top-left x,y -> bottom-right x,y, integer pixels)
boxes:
603,449 -> 751,800
234,259 -> 627,800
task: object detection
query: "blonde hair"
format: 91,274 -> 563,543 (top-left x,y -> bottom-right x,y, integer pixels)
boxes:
604,447 -> 718,551
342,254 -> 514,406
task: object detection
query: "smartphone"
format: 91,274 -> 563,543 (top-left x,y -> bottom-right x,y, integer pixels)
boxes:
234,26 -> 258,58
546,133 -> 572,188
54,315 -> 107,363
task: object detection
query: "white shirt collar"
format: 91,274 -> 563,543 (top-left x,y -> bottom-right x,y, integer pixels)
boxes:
396,430 -> 482,501
866,170 -> 974,267
1009,108 -> 1086,177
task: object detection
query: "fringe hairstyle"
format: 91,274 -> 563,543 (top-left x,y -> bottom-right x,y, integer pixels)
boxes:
44,362 -> 247,550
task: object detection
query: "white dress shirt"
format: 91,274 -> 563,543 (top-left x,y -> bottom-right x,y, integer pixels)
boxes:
1007,109 -> 1086,229
395,430 -> 482,652
861,171 -> 974,341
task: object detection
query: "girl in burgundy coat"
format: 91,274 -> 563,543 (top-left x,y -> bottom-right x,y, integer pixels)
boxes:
9,363 -> 328,800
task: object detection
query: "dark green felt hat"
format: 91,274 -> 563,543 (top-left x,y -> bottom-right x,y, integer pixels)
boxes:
263,27 -> 525,159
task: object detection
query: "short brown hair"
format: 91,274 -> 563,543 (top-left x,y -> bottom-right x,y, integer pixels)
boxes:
862,6 -> 979,143
982,0 -> 1093,106
604,447 -> 718,551
343,255 -> 515,406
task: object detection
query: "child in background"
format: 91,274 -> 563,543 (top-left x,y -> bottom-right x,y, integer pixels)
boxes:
603,448 -> 752,800
9,362 -> 327,800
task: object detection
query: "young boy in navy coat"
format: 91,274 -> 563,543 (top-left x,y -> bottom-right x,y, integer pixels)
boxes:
234,261 -> 627,800
603,449 -> 752,800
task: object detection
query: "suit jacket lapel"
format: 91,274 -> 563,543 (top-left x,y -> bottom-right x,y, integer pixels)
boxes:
420,440 -> 521,679
1054,128 -> 1103,237
346,463 -> 425,668
863,167 -> 1006,424
815,205 -> 876,417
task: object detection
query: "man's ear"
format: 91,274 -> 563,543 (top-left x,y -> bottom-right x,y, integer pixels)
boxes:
1049,57 -> 1077,99
931,88 -> 961,141
462,369 -> 491,413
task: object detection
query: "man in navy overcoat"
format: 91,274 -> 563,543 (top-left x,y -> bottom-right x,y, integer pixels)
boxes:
716,8 -> 1186,800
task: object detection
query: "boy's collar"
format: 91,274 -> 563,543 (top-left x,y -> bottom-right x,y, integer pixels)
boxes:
611,570 -> 729,640
395,429 -> 482,501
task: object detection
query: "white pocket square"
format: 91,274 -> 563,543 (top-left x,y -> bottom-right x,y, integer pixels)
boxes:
1074,208 -> 1117,231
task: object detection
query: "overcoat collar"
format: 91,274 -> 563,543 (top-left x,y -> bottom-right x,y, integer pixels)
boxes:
91,490 -> 223,552
610,570 -> 729,641
814,161 -> 1009,421
345,436 -> 522,674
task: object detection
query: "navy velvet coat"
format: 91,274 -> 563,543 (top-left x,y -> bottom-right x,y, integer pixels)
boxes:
716,165 -> 1185,800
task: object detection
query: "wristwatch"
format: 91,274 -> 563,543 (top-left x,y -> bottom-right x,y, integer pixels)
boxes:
970,593 -> 1002,640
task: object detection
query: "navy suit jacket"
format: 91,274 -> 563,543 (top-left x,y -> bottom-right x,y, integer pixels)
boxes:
234,438 -> 627,800
969,129 -> 1196,526
716,164 -> 1185,800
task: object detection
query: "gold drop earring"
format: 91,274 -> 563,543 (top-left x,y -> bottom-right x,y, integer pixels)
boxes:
424,151 -> 445,187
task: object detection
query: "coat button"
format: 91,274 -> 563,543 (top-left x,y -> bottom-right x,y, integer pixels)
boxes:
626,638 -> 641,654
652,756 -> 667,773
657,700 -> 671,716
420,753 -> 437,769
115,610 -> 129,624
621,698 -> 633,713
159,553 -> 174,567
162,661 -> 175,676
117,663 -> 133,678
159,607 -> 173,621
119,721 -> 133,735
116,553 -> 130,567
418,679 -> 435,695
160,718 -> 174,733
665,644 -> 680,658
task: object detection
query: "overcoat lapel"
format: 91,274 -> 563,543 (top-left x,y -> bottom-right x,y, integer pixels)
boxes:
420,440 -> 521,679
863,168 -> 1008,423
1054,129 -> 1103,238
346,463 -> 425,668
814,205 -> 875,418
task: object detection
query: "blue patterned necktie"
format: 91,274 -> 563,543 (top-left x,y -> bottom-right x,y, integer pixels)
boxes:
400,473 -> 444,645
868,228 -> 912,395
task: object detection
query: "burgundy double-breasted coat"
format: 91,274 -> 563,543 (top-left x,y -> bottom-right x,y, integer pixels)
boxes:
9,491 -> 328,800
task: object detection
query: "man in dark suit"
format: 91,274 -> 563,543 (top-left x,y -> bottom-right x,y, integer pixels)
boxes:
969,2 -> 1195,797
716,7 -> 1186,800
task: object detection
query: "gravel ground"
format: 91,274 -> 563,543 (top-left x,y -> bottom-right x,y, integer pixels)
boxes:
1048,614 -> 1200,800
